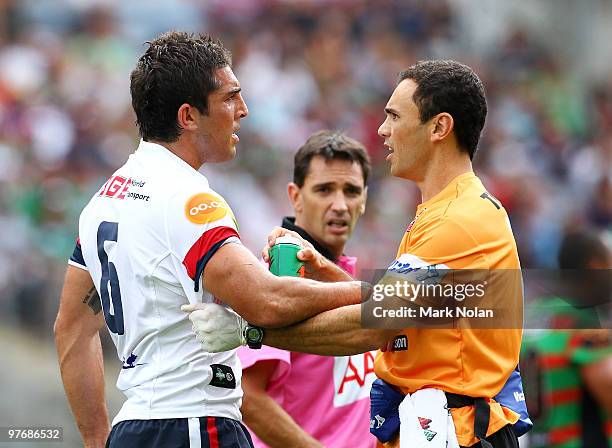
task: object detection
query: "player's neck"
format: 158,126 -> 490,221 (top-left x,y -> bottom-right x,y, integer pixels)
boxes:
417,150 -> 472,204
151,139 -> 202,170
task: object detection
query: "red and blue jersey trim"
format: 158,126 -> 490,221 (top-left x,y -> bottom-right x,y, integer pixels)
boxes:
69,238 -> 87,269
182,226 -> 240,292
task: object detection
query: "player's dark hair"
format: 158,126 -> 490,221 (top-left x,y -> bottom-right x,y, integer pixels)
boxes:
293,130 -> 371,187
399,60 -> 487,159
558,230 -> 609,269
130,31 -> 232,143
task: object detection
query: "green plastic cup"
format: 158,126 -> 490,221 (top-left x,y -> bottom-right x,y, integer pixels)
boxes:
269,235 -> 305,277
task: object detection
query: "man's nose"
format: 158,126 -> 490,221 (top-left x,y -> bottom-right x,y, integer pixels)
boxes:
330,191 -> 348,212
378,119 -> 389,138
237,95 -> 248,119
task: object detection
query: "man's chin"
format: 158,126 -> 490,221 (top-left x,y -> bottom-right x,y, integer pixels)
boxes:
323,233 -> 348,250
219,146 -> 237,162
390,164 -> 403,178
391,165 -> 415,181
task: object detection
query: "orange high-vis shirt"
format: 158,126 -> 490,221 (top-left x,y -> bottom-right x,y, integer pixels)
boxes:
374,172 -> 522,447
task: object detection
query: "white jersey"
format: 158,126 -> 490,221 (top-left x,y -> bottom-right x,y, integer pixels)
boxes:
69,140 -> 243,425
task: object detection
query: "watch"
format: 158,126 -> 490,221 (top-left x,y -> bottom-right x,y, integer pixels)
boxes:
244,324 -> 265,349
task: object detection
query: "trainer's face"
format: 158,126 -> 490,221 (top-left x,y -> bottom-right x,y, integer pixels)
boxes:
197,66 -> 248,162
378,79 -> 430,181
289,156 -> 367,257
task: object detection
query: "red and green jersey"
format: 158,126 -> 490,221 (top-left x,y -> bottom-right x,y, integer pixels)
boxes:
522,296 -> 612,448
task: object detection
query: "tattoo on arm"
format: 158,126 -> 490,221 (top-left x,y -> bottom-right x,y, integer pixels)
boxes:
82,286 -> 101,314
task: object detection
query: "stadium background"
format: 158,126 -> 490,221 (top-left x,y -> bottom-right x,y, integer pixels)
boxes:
0,0 -> 610,446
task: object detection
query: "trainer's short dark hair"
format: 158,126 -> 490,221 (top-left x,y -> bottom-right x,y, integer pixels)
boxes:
399,60 -> 487,159
130,31 -> 232,143
293,130 -> 371,187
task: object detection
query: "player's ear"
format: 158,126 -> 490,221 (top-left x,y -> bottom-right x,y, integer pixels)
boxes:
287,182 -> 303,213
430,112 -> 454,143
177,103 -> 199,132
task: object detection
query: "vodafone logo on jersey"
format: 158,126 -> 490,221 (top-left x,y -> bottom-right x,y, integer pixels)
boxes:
185,192 -> 228,224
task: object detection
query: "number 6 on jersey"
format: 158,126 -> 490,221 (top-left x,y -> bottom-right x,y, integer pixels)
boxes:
97,221 -> 124,335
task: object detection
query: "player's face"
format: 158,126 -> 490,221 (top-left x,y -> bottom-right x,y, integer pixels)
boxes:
378,79 -> 430,181
289,156 -> 366,257
196,66 -> 248,163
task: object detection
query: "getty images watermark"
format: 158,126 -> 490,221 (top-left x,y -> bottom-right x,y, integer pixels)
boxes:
361,268 -> 612,330
371,279 -> 491,318
361,268 -> 523,329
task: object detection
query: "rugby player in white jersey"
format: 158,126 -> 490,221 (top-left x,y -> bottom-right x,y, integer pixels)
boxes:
54,32 -> 381,448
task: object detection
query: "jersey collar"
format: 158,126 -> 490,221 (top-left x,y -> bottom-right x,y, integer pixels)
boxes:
135,140 -> 210,187
417,171 -> 477,212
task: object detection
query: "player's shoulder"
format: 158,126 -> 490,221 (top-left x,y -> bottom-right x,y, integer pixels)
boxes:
174,176 -> 224,200
129,140 -> 221,201
168,176 -> 232,216
444,177 -> 511,237
412,182 -> 512,248
164,175 -> 238,244
79,164 -> 130,214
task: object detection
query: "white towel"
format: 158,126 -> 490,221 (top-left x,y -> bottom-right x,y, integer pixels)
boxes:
398,388 -> 460,448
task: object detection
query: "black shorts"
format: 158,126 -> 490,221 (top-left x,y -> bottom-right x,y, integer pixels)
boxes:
461,425 -> 519,448
106,417 -> 254,448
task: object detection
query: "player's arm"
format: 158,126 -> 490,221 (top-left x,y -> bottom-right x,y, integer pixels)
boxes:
54,265 -> 110,448
241,361 -> 323,448
259,249 -> 478,355
203,242 -> 365,328
263,303 -> 397,356
191,248 -> 454,355
578,331 -> 612,412
582,356 -> 612,412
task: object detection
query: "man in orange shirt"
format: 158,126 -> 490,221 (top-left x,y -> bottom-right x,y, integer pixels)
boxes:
186,60 -> 522,448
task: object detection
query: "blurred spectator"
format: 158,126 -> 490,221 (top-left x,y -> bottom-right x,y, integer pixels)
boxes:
522,229 -> 612,447
0,2 -> 611,445
0,0 -> 610,330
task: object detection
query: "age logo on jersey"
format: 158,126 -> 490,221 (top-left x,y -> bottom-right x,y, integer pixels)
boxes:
185,192 -> 228,225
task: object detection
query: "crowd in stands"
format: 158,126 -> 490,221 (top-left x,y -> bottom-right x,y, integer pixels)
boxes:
0,0 -> 610,333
